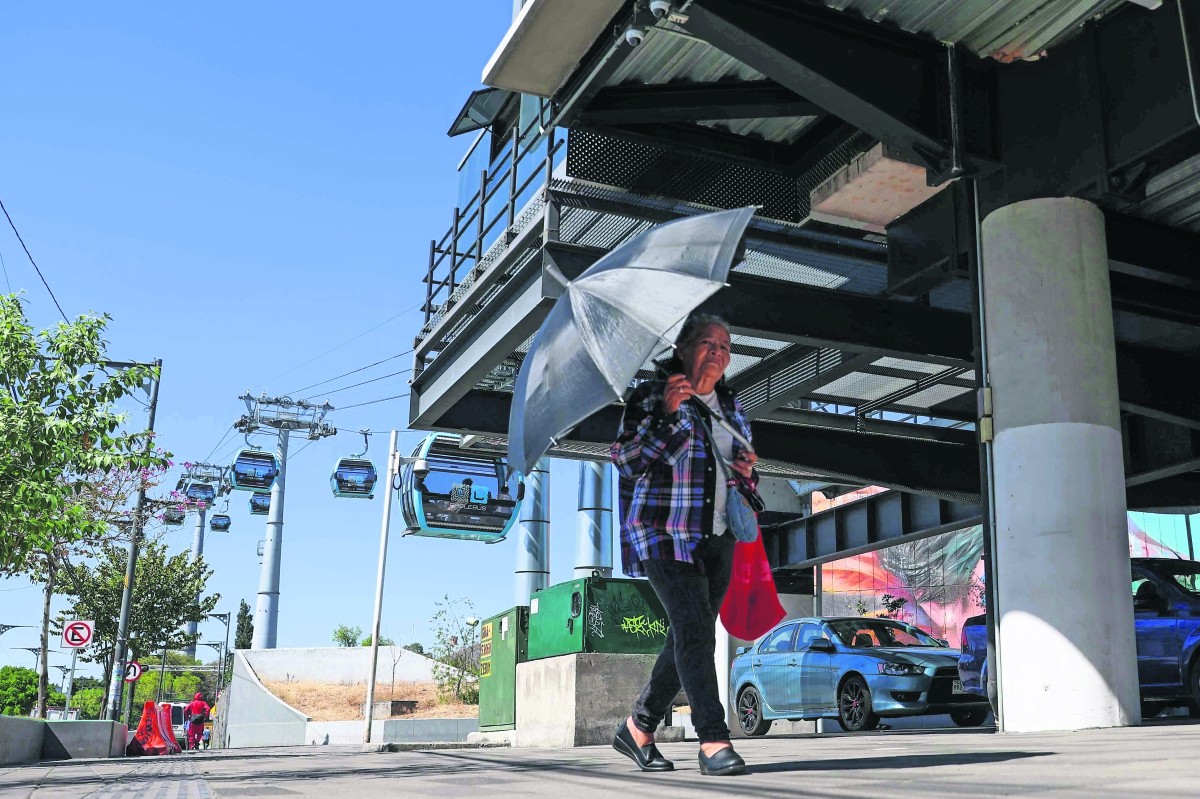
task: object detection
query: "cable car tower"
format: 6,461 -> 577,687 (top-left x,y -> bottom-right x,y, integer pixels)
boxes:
175,462 -> 233,658
234,393 -> 336,649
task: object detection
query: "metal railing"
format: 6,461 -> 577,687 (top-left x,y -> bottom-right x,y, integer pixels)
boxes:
421,99 -> 565,330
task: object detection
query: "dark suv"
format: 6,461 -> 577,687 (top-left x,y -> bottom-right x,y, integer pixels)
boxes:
958,558 -> 1200,717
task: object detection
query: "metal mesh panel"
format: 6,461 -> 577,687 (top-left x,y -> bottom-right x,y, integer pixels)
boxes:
567,129 -> 801,223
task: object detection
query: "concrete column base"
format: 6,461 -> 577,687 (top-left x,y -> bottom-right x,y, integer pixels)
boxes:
514,653 -> 685,748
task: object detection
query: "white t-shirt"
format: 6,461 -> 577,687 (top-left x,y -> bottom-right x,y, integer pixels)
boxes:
699,390 -> 733,537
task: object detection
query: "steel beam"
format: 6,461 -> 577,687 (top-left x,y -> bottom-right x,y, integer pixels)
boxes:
579,80 -> 822,125
1116,344 -> 1200,430
430,389 -> 982,500
684,0 -> 990,177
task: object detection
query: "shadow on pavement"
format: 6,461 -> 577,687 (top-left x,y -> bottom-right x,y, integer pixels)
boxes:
746,750 -> 1048,774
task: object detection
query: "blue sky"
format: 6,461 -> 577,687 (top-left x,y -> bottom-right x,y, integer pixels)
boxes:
0,1 -> 609,680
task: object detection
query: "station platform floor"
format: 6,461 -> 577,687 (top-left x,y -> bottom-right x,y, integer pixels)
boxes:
4,718 -> 1197,798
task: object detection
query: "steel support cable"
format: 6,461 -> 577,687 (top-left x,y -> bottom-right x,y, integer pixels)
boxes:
302,367 -> 412,403
254,301 -> 423,390
336,393 -> 410,410
0,198 -> 67,322
287,348 -> 414,397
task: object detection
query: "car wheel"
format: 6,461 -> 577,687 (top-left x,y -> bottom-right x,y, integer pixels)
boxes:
949,708 -> 989,727
836,675 -> 879,732
736,686 -> 772,736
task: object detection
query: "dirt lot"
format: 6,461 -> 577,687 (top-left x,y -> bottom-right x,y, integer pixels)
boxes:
262,680 -> 479,721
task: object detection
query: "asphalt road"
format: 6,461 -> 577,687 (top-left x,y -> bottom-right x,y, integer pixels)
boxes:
4,720 -> 1199,799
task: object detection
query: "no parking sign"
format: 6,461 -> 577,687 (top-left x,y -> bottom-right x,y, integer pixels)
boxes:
61,620 -> 94,649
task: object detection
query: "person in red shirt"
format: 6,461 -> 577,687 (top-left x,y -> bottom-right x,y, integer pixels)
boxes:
184,692 -> 210,751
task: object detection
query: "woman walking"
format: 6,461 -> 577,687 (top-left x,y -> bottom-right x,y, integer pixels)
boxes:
610,313 -> 763,776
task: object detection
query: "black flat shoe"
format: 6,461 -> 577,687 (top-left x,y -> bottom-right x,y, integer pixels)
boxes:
612,721 -> 674,772
698,745 -> 746,776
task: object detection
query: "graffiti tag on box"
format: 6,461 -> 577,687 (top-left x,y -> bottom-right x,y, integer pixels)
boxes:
620,615 -> 667,638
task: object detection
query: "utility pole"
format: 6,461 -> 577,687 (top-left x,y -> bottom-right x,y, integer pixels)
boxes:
105,359 -> 162,722
235,393 -> 335,649
178,463 -> 231,658
364,431 -> 399,744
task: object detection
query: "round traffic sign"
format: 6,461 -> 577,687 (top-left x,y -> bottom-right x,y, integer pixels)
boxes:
124,661 -> 143,682
62,620 -> 94,648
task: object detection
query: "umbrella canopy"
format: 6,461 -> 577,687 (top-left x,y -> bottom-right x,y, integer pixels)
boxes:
508,206 -> 756,475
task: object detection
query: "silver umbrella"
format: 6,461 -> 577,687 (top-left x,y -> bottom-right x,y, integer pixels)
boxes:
508,206 -> 756,475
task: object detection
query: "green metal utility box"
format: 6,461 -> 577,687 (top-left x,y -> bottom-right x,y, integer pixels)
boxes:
478,606 -> 528,732
527,576 -> 669,661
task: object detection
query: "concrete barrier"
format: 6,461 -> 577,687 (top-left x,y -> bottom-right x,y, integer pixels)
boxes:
0,716 -> 45,766
304,718 -> 478,746
42,721 -> 127,760
223,651 -> 310,748
515,653 -> 661,748
243,646 -> 436,685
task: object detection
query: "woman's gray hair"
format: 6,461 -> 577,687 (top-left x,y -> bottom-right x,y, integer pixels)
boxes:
676,313 -> 731,349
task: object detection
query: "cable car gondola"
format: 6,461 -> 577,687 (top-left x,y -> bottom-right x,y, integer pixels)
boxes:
231,446 -> 279,493
209,514 -> 232,532
162,508 -> 185,526
399,433 -> 524,543
185,482 -> 216,506
249,494 -> 271,515
331,430 -> 377,499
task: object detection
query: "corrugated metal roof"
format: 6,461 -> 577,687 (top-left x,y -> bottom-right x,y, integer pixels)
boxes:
604,25 -> 820,144
819,0 -> 1127,62
1141,152 -> 1200,233
697,115 -> 821,145
609,26 -> 765,85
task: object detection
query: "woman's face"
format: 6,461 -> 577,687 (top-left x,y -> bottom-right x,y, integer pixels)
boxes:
681,323 -> 732,385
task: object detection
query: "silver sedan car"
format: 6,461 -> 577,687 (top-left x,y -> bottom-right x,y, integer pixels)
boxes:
729,617 -> 991,733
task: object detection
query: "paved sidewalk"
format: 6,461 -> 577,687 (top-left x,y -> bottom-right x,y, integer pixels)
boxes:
4,721 -> 1199,798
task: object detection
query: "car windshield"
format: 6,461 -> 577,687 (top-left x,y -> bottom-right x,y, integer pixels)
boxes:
826,619 -> 942,648
1145,561 -> 1200,595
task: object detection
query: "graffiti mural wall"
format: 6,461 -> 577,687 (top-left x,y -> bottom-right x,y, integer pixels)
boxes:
820,513 -> 1200,650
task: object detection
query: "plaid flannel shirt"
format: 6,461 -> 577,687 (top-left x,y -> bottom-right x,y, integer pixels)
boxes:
611,379 -> 763,578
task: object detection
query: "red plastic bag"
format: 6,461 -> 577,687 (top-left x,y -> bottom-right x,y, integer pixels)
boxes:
720,535 -> 786,640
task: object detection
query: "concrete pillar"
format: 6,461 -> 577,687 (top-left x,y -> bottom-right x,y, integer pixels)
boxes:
184,508 -> 206,659
515,457 -> 550,606
253,430 -> 288,650
981,197 -> 1138,732
574,461 -> 612,579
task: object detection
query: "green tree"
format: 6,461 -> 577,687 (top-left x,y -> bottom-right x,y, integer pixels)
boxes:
361,633 -> 394,647
880,594 -> 908,619
53,540 -> 218,708
1,666 -> 62,716
332,624 -> 362,647
69,687 -> 105,720
1,293 -> 170,716
234,600 -> 254,650
429,596 -> 480,704
132,652 -> 207,707
403,642 -> 425,656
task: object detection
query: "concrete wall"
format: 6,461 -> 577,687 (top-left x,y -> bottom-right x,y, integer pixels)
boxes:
515,653 -> 660,748
0,716 -> 45,766
0,717 -> 127,765
224,650 -> 310,748
42,721 -> 127,761
304,718 -> 479,746
243,646 -> 436,685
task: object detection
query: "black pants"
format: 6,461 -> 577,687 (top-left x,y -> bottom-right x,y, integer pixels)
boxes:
632,533 -> 736,744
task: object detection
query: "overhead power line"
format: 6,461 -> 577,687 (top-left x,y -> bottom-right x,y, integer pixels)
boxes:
288,348 -> 413,396
337,392 -> 410,411
0,198 -> 67,322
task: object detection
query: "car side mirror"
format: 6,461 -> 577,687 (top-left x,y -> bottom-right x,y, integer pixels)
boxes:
809,637 -> 835,652
735,646 -> 749,656
936,638 -> 949,647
